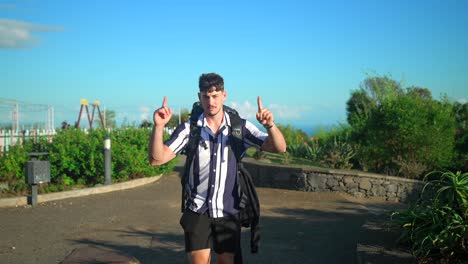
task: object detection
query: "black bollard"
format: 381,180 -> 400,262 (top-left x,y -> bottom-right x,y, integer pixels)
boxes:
104,136 -> 111,185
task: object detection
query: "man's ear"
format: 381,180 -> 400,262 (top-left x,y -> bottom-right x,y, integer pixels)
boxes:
198,92 -> 201,101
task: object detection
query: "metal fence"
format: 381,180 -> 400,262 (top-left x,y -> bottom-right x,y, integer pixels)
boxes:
0,129 -> 56,153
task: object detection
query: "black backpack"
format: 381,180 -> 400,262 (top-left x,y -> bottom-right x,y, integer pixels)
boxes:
180,102 -> 260,257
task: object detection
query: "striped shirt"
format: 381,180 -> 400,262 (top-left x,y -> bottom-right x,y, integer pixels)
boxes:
165,111 -> 267,218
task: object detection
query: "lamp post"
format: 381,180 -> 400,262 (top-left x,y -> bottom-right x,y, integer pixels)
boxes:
104,135 -> 111,185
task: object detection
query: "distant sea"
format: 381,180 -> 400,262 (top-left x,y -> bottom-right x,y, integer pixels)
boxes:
294,123 -> 342,136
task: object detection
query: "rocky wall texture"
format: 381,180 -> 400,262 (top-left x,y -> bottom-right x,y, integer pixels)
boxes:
242,159 -> 423,202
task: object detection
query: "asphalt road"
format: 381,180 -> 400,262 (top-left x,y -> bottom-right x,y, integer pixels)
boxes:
0,160 -> 402,264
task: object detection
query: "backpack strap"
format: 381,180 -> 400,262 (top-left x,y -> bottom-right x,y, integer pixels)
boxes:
180,103 -> 204,212
227,110 -> 245,161
181,103 -> 245,212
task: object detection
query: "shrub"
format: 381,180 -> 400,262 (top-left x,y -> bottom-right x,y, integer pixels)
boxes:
278,124 -> 309,146
391,171 -> 468,261
347,75 -> 456,179
112,128 -> 176,181
304,141 -> 322,162
46,128 -> 106,185
320,137 -> 355,170
0,144 -> 28,182
0,127 -> 177,194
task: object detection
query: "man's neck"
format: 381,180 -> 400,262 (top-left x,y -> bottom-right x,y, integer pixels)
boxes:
205,110 -> 224,135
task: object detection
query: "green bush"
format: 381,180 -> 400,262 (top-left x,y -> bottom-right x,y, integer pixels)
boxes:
453,102 -> 468,172
391,171 -> 468,261
346,75 -> 456,179
320,137 -> 355,170
112,128 -> 176,181
0,127 -> 177,194
46,129 -> 106,185
0,144 -> 28,182
278,124 -> 309,146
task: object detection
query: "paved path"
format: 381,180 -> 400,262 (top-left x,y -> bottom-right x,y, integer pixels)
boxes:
0,160 -> 404,264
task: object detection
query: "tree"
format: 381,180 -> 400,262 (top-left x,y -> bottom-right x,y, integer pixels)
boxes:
453,101 -> 468,131
452,101 -> 468,171
346,76 -> 402,128
406,86 -> 432,100
140,120 -> 152,128
346,89 -> 374,128
346,75 -> 456,178
103,110 -> 117,129
167,108 -> 190,128
361,75 -> 402,105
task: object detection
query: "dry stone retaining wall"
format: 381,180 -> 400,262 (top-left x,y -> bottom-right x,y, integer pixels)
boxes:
242,159 -> 423,202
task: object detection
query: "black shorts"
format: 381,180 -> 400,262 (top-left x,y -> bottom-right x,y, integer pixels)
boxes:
179,210 -> 240,254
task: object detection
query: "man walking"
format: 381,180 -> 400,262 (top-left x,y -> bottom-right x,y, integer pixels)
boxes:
149,73 -> 286,264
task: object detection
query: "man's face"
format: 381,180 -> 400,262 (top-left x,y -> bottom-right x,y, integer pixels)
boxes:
198,87 -> 226,117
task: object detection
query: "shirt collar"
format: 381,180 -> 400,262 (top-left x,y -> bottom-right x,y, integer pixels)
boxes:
197,109 -> 232,128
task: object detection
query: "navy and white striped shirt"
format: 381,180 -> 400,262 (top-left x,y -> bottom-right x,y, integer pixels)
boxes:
165,111 -> 267,218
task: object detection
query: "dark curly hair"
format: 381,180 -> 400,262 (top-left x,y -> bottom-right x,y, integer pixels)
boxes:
199,73 -> 224,92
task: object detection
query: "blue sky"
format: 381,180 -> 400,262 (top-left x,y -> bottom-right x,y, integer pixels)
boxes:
1,0 -> 467,132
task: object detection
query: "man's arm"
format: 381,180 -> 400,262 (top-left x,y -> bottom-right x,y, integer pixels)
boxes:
256,96 -> 287,153
148,96 -> 177,166
261,123 -> 286,153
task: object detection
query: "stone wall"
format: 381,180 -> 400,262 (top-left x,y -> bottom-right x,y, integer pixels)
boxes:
242,158 -> 423,202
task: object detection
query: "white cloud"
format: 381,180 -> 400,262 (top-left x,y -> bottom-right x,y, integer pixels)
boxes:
457,98 -> 467,104
140,105 -> 151,121
229,101 -> 256,119
0,18 -> 62,48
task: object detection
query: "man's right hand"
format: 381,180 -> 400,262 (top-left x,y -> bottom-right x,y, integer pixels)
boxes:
153,96 -> 173,127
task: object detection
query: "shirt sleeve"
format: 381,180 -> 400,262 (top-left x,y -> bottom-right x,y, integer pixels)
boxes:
164,121 -> 190,155
243,120 -> 268,148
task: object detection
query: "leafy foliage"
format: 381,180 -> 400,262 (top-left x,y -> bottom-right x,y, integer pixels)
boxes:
391,171 -> 468,261
111,128 -> 176,181
320,137 -> 355,170
0,145 -> 29,182
278,124 -> 309,146
47,129 -> 106,184
346,75 -> 456,178
167,108 -> 190,128
452,102 -> 468,172
0,128 -> 176,194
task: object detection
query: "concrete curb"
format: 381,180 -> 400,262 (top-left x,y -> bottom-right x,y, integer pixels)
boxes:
0,175 -> 163,208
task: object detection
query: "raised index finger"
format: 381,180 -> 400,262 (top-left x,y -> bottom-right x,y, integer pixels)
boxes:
162,96 -> 168,107
257,96 -> 263,112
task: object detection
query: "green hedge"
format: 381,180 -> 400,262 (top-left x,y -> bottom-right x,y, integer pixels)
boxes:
0,128 -> 176,193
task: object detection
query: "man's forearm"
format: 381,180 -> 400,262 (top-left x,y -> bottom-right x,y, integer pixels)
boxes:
262,124 -> 287,153
148,125 -> 166,165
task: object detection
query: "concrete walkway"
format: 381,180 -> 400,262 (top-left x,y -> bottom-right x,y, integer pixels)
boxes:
0,160 -> 409,264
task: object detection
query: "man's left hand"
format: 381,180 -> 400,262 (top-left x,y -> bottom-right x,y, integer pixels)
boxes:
256,96 -> 274,128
